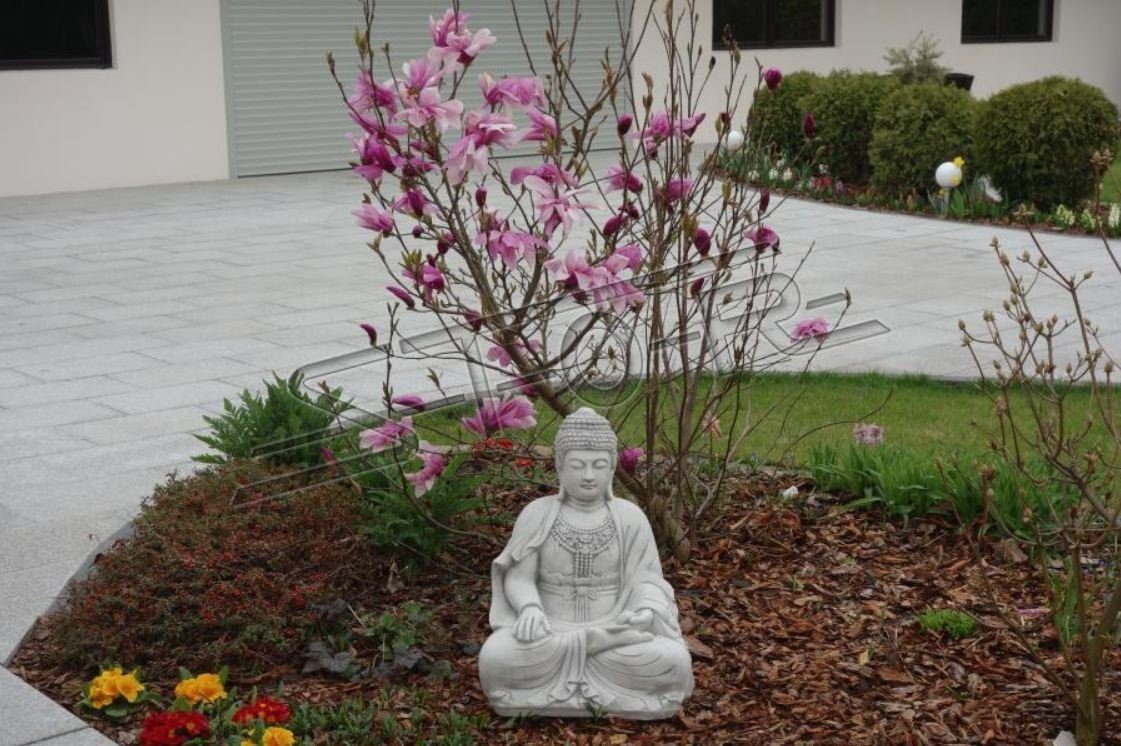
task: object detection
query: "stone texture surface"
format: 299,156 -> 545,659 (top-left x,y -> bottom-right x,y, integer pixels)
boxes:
1,162 -> 1119,739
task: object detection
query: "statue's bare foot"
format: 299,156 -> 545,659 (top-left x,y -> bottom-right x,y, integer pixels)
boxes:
586,626 -> 653,655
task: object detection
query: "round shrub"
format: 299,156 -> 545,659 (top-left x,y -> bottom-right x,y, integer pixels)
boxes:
802,72 -> 901,184
749,70 -> 821,158
869,83 -> 978,196
974,76 -> 1120,208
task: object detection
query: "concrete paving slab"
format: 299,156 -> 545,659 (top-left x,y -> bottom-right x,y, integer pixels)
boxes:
0,668 -> 95,746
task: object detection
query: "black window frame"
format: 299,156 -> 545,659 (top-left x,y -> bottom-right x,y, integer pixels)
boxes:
961,0 -> 1054,44
712,0 -> 836,51
0,0 -> 113,71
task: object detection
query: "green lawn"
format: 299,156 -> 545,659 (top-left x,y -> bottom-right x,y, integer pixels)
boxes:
1104,150 -> 1121,204
414,371 -> 1103,466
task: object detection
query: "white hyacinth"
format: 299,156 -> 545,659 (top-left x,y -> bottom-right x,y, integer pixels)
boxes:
782,168 -> 794,182
768,168 -> 779,181
1053,205 -> 1076,230
1108,203 -> 1120,230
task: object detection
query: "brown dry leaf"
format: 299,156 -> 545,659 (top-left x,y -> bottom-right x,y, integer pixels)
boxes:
877,667 -> 912,683
685,636 -> 713,660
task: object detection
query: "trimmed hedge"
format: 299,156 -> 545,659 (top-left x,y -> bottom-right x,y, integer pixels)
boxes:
802,72 -> 901,183
869,83 -> 978,196
749,71 -> 822,158
974,76 -> 1120,208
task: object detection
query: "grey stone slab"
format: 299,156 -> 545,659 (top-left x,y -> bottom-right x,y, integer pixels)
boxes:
0,668 -> 91,746
60,406 -> 211,446
0,369 -> 39,388
0,401 -> 120,430
0,377 -> 133,408
33,729 -> 118,746
13,353 -> 164,382
109,358 -> 260,388
91,380 -> 243,414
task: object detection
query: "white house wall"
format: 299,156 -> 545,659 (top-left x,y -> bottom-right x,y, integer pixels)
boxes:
0,0 -> 229,198
631,0 -> 1121,143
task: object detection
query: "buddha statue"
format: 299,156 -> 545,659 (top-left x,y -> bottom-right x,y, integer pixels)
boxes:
478,408 -> 694,719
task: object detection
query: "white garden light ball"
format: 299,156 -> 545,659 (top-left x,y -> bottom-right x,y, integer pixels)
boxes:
935,160 -> 963,188
724,129 -> 745,152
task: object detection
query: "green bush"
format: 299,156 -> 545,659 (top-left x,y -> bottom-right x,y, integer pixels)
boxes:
869,83 -> 978,195
749,70 -> 822,158
974,76 -> 1120,208
193,372 -> 348,468
802,72 -> 901,183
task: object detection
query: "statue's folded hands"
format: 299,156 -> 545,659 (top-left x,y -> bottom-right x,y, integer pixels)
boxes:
478,408 -> 694,720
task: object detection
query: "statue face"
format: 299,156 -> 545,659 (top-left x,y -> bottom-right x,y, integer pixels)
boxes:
559,448 -> 613,502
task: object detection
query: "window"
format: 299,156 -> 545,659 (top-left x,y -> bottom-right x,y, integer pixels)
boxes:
0,0 -> 112,70
962,0 -> 1053,43
713,0 -> 835,50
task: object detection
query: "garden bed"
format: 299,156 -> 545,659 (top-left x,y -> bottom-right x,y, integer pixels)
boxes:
11,461 -> 1120,744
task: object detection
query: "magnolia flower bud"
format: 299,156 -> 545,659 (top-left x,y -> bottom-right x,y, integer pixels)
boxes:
617,113 -> 633,136
475,186 -> 487,208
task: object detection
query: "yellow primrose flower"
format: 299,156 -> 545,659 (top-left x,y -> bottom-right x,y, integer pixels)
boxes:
174,677 -> 201,704
88,683 -> 115,709
262,727 -> 296,746
953,156 -> 965,168
193,673 -> 227,702
114,671 -> 144,703
241,740 -> 256,746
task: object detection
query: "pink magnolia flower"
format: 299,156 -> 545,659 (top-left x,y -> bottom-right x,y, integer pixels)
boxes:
428,9 -> 470,47
392,394 -> 426,411
462,395 -> 537,435
446,110 -> 517,184
602,212 -> 628,238
463,308 -> 484,332
387,285 -> 416,309
612,243 -> 644,271
544,250 -> 596,289
522,175 -> 600,237
399,57 -> 444,99
762,67 -> 783,91
359,323 -> 378,346
397,87 -> 464,131
520,106 -> 558,142
351,133 -> 398,182
638,111 -> 673,154
479,73 -> 544,109
790,317 -> 829,341
619,446 -> 644,474
486,338 -> 542,368
852,422 -> 885,446
745,224 -> 780,251
662,178 -> 693,203
510,162 -> 577,188
359,416 -> 414,453
480,228 -> 542,267
349,108 -> 409,140
406,441 -> 447,496
419,263 -> 446,295
605,163 -> 642,193
675,112 -> 706,137
353,203 -> 395,235
393,189 -> 437,220
349,71 -> 397,112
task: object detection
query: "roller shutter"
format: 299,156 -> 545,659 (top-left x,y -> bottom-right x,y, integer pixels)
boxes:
222,0 -> 629,176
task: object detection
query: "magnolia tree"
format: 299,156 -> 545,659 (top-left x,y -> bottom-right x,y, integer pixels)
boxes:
961,150 -> 1121,745
328,0 -> 829,561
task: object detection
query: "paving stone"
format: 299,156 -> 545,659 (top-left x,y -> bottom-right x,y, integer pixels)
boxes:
60,405 -> 211,446
91,379 -> 243,414
13,352 -> 164,382
0,369 -> 39,388
0,377 -> 133,408
0,668 -> 92,746
33,728 -> 118,746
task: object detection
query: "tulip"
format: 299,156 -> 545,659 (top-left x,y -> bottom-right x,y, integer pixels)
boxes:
803,112 -> 816,139
763,67 -> 782,91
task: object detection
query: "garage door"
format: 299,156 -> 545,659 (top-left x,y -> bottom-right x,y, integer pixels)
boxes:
222,1 -> 629,177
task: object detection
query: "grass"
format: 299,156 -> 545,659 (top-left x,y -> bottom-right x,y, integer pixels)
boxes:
411,371 -> 1101,466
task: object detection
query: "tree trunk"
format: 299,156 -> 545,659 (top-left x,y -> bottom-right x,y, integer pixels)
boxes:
618,469 -> 691,563
1075,673 -> 1102,746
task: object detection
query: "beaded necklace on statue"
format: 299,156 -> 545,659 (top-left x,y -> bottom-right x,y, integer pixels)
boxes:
549,513 -> 617,577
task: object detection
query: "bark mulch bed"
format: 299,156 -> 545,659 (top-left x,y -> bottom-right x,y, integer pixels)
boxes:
11,469 -> 1121,744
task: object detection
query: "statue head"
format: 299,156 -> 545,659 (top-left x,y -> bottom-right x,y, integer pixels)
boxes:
554,408 -> 617,503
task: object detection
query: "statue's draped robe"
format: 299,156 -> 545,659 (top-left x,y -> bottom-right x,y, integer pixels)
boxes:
479,495 -> 694,718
